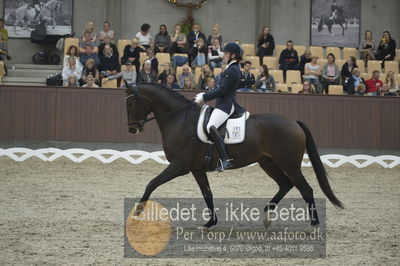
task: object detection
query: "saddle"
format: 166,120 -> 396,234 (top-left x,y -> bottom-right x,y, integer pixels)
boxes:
197,105 -> 250,145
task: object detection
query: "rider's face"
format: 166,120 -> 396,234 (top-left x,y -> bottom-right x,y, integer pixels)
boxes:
223,52 -> 231,63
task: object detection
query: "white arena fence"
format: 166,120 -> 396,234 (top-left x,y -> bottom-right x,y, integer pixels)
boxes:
0,148 -> 399,169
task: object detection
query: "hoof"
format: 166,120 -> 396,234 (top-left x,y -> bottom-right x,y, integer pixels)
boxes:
263,211 -> 273,229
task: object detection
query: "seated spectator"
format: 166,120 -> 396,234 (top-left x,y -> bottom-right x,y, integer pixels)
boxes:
365,70 -> 383,96
279,40 -> 300,79
303,55 -> 322,93
158,62 -> 176,84
138,60 -> 157,83
255,64 -> 276,93
343,68 -> 365,95
0,18 -> 11,61
62,57 -> 82,86
182,76 -> 196,90
384,71 -> 399,95
154,24 -> 171,53
197,64 -> 214,89
208,38 -> 224,70
203,77 -> 216,90
79,44 -> 100,67
299,48 -> 312,75
321,53 -> 340,94
65,74 -> 78,87
81,58 -> 100,86
178,64 -> 194,88
256,26 -> 275,65
82,21 -> 96,43
98,34 -> 118,59
341,56 -> 358,85
82,75 -> 99,88
98,21 -> 114,43
238,61 -> 255,92
354,84 -> 366,96
80,31 -> 98,54
191,38 -> 207,67
298,80 -> 315,94
136,23 -> 152,51
99,44 -> 120,78
107,62 -> 137,88
170,24 -> 187,54
188,23 -> 206,60
146,48 -> 158,73
64,45 -> 82,68
359,30 -> 375,64
380,84 -> 397,97
215,63 -> 227,86
121,38 -> 141,76
162,73 -> 180,90
376,31 -> 396,67
206,24 -> 222,47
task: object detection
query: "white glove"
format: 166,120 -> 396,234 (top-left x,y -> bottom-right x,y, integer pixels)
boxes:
194,92 -> 204,105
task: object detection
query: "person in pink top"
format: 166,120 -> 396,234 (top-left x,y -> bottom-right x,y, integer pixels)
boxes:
365,70 -> 383,96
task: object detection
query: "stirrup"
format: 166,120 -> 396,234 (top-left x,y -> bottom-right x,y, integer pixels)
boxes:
216,159 -> 233,172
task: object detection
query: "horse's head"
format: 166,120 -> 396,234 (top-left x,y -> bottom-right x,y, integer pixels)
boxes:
125,83 -> 152,135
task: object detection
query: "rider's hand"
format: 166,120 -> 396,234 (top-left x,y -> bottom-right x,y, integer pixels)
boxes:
194,92 -> 204,105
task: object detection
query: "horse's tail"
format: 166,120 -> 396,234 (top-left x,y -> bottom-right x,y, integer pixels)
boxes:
297,121 -> 344,209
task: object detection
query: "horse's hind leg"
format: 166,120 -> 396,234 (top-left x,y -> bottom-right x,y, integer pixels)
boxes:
192,170 -> 217,228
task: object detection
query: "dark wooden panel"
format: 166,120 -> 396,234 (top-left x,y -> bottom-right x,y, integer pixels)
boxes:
1,86 -> 399,149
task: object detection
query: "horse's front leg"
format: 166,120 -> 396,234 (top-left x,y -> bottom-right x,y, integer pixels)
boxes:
192,170 -> 217,228
136,162 -> 189,215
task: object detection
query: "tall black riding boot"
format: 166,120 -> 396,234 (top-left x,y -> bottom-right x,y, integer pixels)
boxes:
209,126 -> 233,172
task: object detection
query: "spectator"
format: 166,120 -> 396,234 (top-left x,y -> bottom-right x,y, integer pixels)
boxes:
121,38 -> 141,76
208,38 -> 224,70
384,71 -> 399,95
279,40 -> 300,79
197,64 -> 214,90
376,31 -> 396,67
162,73 -> 180,90
178,64 -> 194,88
206,24 -> 222,47
136,23 -> 152,51
81,58 -> 100,86
82,75 -> 99,88
354,84 -> 366,96
107,62 -> 137,88
298,80 -> 315,94
82,21 -> 96,43
191,38 -> 207,67
365,70 -> 383,96
98,21 -> 114,43
158,62 -> 176,84
203,77 -> 216,90
215,63 -> 227,86
343,68 -> 365,95
183,76 -> 196,90
138,60 -> 157,83
99,44 -> 120,78
359,30 -> 375,64
255,64 -> 276,92
256,26 -> 275,64
154,24 -> 171,53
170,25 -> 188,68
341,56 -> 358,85
380,84 -> 397,97
65,74 -> 78,87
188,23 -> 206,57
79,44 -> 100,67
98,34 -> 118,59
299,47 -> 312,75
0,18 -> 10,61
146,48 -> 158,73
321,53 -> 340,94
303,55 -> 322,93
62,57 -> 82,86
238,61 -> 255,92
63,45 -> 81,68
80,31 -> 98,54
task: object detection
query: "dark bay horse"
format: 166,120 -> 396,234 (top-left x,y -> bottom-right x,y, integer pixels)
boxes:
317,8 -> 348,36
126,83 -> 343,228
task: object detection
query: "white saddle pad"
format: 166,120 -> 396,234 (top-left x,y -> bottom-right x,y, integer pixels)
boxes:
197,105 -> 250,144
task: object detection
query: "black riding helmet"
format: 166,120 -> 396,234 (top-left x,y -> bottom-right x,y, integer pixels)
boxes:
222,42 -> 243,57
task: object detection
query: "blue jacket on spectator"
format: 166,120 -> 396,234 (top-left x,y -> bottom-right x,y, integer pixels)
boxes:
188,31 -> 206,49
239,70 -> 255,89
80,53 -> 100,67
99,54 -> 120,73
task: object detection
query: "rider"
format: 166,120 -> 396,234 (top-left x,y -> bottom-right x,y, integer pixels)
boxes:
29,0 -> 43,21
194,42 -> 245,172
330,0 -> 339,22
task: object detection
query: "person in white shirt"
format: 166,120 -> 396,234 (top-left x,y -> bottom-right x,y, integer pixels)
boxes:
62,57 -> 82,86
82,75 -> 99,88
208,38 -> 224,70
303,55 -> 322,93
98,21 -> 115,43
136,23 -> 152,51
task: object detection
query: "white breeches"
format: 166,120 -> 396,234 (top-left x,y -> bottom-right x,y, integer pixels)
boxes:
206,105 -> 235,133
